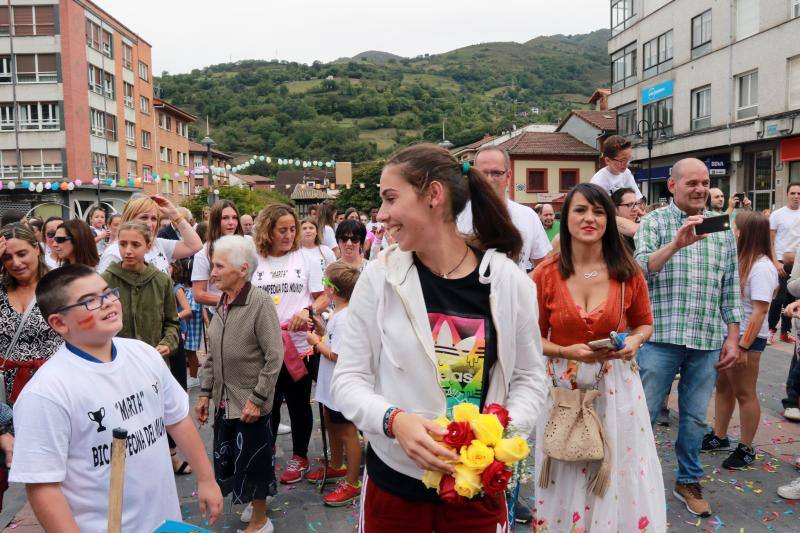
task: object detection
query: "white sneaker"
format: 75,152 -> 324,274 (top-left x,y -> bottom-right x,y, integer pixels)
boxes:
784,407 -> 800,422
277,423 -> 291,435
237,518 -> 274,533
186,376 -> 200,389
778,477 -> 800,499
239,497 -> 273,523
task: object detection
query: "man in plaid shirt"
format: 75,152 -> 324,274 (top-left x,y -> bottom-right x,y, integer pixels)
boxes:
634,158 -> 743,518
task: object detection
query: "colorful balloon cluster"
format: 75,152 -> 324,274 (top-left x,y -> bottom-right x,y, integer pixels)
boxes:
233,156 -> 336,173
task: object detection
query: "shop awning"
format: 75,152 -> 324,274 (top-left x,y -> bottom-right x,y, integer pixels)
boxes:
781,136 -> 800,162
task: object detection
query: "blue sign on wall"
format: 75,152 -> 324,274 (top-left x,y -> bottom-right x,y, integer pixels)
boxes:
641,80 -> 674,105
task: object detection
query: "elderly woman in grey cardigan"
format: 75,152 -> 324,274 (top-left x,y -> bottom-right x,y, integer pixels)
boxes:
194,235 -> 283,533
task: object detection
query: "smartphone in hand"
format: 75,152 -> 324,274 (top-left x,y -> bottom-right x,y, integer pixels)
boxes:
695,215 -> 730,235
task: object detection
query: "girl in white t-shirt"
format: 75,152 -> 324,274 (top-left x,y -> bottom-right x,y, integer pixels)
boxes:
590,135 -> 643,200
706,212 -> 779,468
252,204 -> 323,485
97,195 -> 203,274
300,217 -> 336,274
191,200 -> 243,307
316,201 -> 340,257
85,206 -> 110,256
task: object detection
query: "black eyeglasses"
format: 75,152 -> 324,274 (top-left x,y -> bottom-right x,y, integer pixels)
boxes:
54,288 -> 120,314
53,235 -> 72,244
46,230 -> 57,238
617,202 -> 638,210
338,236 -> 361,244
484,170 -> 508,179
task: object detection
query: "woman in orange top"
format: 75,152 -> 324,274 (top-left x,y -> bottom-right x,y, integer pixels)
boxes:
531,183 -> 665,531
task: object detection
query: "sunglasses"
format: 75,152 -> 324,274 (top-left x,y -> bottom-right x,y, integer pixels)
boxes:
54,288 -> 120,314
338,236 -> 361,244
53,235 -> 73,244
46,230 -> 57,238
322,277 -> 339,292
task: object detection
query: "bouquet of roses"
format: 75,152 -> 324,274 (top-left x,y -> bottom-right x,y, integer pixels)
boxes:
421,402 -> 530,503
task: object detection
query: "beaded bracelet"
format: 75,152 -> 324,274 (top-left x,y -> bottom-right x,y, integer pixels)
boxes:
383,407 -> 404,438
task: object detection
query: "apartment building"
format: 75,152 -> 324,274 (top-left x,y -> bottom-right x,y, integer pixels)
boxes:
608,0 -> 800,208
143,97 -> 196,203
188,140 -> 232,194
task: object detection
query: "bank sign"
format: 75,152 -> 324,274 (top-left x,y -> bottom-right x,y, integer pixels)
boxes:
642,80 -> 674,105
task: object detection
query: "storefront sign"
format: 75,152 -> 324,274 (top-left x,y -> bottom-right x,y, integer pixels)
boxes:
536,193 -> 566,203
781,136 -> 800,161
635,165 -> 672,182
641,80 -> 674,105
704,156 -> 729,176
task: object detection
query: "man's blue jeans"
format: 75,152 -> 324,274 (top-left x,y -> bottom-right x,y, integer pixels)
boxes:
638,342 -> 719,485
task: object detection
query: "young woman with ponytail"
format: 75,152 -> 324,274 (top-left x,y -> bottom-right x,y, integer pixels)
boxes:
330,143 -> 548,532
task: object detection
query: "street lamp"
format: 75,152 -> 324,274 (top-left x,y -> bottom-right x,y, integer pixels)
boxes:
438,116 -> 453,149
200,134 -> 216,206
635,119 -> 666,184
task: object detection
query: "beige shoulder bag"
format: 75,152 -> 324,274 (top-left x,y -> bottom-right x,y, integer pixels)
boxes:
538,281 -> 625,497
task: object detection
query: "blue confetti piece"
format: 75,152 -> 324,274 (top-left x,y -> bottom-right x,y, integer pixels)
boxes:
308,522 -> 318,532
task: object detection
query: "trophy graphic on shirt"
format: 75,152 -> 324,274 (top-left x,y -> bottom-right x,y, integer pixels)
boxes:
88,407 -> 107,433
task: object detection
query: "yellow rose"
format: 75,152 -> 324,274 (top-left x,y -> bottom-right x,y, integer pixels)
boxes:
460,439 -> 495,471
453,464 -> 482,499
452,403 -> 480,423
431,416 -> 450,441
494,436 -> 531,466
470,413 -> 504,447
421,469 -> 443,491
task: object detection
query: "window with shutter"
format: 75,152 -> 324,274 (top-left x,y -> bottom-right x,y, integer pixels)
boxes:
37,54 -> 57,82
15,55 -> 36,82
104,113 -> 116,140
735,0 -> 758,40
0,7 -> 9,36
101,30 -> 112,57
559,170 -> 579,192
526,169 -> 547,192
13,6 -> 33,36
34,6 -> 55,35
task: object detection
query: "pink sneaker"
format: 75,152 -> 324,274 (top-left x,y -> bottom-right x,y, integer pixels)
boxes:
279,455 -> 309,484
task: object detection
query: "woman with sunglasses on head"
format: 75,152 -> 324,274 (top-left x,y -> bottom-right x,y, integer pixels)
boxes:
531,183 -> 663,531
251,204 -> 324,486
590,135 -> 644,201
52,220 -> 100,269
331,144 -> 548,532
97,195 -> 202,274
335,219 -> 367,272
42,216 -> 63,269
0,224 -> 62,511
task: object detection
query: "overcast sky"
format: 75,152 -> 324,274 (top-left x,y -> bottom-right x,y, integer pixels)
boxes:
95,0 -> 608,75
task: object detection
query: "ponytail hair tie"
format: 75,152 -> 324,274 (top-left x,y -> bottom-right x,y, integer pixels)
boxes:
461,161 -> 470,176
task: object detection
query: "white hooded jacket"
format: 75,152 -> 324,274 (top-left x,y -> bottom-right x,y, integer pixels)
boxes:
331,244 -> 549,480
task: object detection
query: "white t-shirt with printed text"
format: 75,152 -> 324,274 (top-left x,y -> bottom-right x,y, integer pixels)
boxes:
315,307 -> 349,411
97,237 -> 177,274
252,249 -> 323,353
770,206 -> 800,259
590,167 -> 644,199
10,338 -> 189,533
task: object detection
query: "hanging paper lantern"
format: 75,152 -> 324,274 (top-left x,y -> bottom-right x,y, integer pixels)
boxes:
258,156 -> 264,161
28,183 -> 36,192
252,155 -> 258,160
127,178 -> 134,187
154,175 -> 161,182
213,189 -> 219,195
288,159 -> 294,165
359,183 -> 365,189
163,173 -> 170,180
172,172 -> 178,179
44,182 -> 51,189
294,160 -> 300,166
189,170 -> 195,176
249,159 -> 255,164
134,178 -> 142,186
60,182 -> 68,191
51,182 -> 59,191
68,182 -> 75,191
21,180 -> 29,188
75,179 -> 83,186
302,162 -> 307,168
266,157 -> 272,164
7,181 -> 15,190
226,164 -> 232,170
106,179 -> 113,186
91,178 -> 99,186
36,183 -> 44,192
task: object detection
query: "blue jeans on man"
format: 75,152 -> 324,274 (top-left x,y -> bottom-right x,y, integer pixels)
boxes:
638,342 -> 719,484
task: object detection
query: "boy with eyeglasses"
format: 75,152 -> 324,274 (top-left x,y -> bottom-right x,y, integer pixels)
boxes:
590,135 -> 644,200
9,264 -> 222,532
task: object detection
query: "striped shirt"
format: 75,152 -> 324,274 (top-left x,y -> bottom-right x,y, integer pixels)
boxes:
634,202 -> 742,350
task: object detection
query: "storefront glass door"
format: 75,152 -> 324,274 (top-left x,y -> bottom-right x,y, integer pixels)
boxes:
750,151 -> 774,211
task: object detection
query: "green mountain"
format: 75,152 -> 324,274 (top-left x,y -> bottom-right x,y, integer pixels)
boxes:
156,29 -> 610,166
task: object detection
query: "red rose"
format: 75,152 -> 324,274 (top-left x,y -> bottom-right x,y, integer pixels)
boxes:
482,403 -> 511,429
438,474 -> 465,505
443,421 -> 474,451
481,460 -> 512,495
638,516 -> 650,530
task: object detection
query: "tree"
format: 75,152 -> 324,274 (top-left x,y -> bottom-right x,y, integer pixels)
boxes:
334,160 -> 384,213
182,185 -> 293,220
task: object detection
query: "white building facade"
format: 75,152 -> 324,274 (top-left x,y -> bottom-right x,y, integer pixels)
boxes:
608,0 -> 800,208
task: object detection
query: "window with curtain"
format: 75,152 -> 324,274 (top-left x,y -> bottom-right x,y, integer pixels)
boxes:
691,86 -> 711,130
735,0 -> 758,40
526,169 -> 547,192
736,70 -> 758,120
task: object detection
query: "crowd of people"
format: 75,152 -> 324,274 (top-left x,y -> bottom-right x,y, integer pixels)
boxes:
0,136 -> 800,532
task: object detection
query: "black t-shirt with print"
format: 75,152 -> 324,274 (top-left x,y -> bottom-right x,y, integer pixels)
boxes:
367,252 -> 498,502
